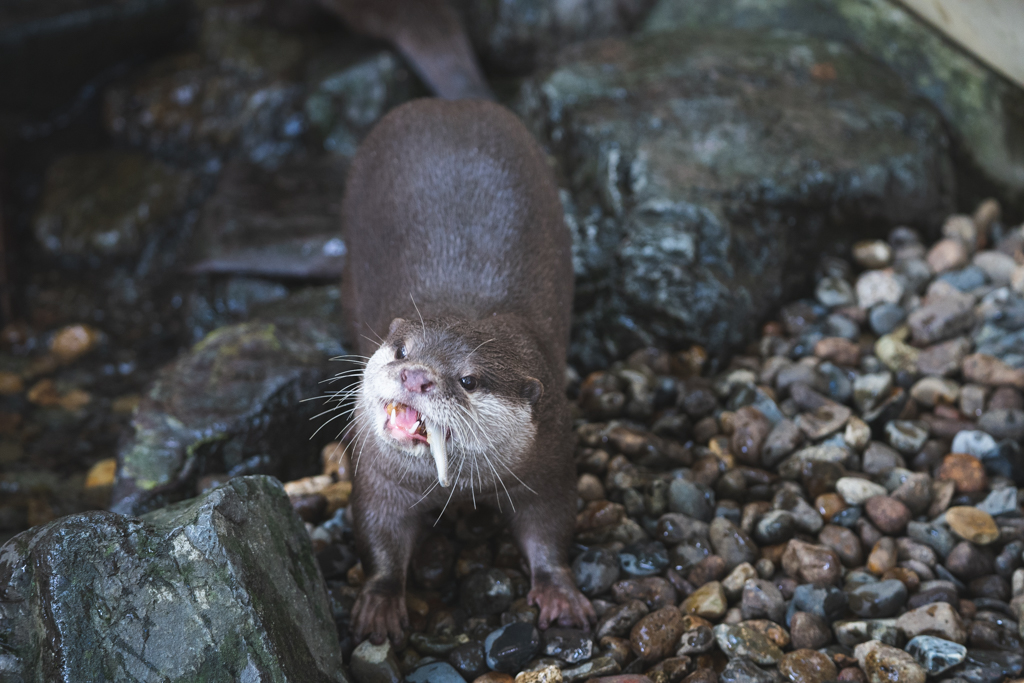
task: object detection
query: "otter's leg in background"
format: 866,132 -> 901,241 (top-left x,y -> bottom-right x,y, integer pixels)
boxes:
351,473 -> 421,646
509,489 -> 596,629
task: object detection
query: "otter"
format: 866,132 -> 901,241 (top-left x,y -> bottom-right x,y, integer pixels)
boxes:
340,99 -> 593,645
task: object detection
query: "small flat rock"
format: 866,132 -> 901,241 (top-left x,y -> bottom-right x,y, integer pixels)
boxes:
854,640 -> 926,683
543,629 -> 594,664
895,602 -> 967,644
917,337 -> 972,377
836,478 -> 887,505
905,635 -> 966,675
561,657 -> 621,682
796,403 -> 852,440
778,648 -> 837,683
945,506 -> 1000,544
713,624 -> 783,665
596,600 -> 650,640
884,420 -> 929,454
680,581 -> 727,620
781,539 -> 843,586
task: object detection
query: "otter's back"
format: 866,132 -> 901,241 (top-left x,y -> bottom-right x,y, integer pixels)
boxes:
341,99 -> 572,359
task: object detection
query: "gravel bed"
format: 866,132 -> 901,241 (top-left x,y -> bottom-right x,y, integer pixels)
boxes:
296,198 -> 1024,683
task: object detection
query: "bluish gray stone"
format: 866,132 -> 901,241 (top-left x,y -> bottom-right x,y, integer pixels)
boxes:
977,487 -> 1019,517
669,478 -> 715,522
952,430 -> 999,458
938,266 -> 988,291
619,541 -> 670,577
870,303 -> 907,336
406,661 -> 467,683
906,635 -> 967,675
848,579 -> 908,618
908,521 -> 956,557
572,547 -> 620,596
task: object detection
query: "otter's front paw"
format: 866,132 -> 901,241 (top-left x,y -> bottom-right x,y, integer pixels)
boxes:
352,590 -> 409,647
528,574 -> 595,630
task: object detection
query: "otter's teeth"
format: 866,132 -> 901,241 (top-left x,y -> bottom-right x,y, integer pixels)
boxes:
425,421 -> 449,488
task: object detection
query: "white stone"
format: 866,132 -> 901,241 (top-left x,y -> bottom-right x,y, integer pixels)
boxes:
836,477 -> 888,505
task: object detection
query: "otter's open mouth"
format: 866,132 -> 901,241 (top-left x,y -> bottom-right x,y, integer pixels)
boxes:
384,401 -> 450,488
385,401 -> 428,442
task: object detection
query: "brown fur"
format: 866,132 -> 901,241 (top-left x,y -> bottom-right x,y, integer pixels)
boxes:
341,99 -> 592,645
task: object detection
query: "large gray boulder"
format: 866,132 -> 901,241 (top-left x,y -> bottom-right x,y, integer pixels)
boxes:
111,317 -> 347,515
0,476 -> 349,682
643,0 -> 1024,212
518,29 -> 954,369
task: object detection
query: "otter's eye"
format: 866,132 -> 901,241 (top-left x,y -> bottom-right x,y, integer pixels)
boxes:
460,376 -> 478,392
395,344 -> 407,360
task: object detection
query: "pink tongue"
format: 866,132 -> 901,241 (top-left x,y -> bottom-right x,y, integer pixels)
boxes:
391,403 -> 421,433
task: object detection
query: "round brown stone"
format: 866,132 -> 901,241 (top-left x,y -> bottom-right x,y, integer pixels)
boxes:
630,606 -> 684,661
779,648 -> 838,683
937,453 -> 988,493
864,495 -> 911,535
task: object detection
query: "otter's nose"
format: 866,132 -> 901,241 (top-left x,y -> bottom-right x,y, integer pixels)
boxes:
400,367 -> 435,394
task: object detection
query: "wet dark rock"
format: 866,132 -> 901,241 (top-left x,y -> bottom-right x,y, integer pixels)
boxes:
630,606 -> 684,661
753,509 -> 795,546
34,151 -> 195,262
668,479 -> 715,522
719,657 -> 774,683
189,157 -> 349,280
619,541 -> 670,577
957,649 -> 1024,683
544,628 -> 594,664
791,583 -> 848,623
462,569 -> 515,616
520,27 -> 953,367
790,611 -> 831,650
968,620 -> 1022,651
847,579 -> 908,618
709,517 -> 758,570
448,641 -> 487,681
905,635 -> 966,675
0,476 -> 346,681
740,579 -> 786,623
946,542 -> 995,580
111,319 -> 345,515
596,600 -> 650,640
611,576 -> 678,610
484,622 -> 541,674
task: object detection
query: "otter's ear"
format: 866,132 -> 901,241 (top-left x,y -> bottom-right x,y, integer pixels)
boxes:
521,377 -> 543,405
388,318 -> 406,336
